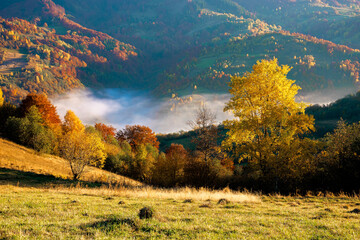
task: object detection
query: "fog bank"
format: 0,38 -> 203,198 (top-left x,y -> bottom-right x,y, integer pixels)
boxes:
52,88 -> 356,134
297,88 -> 357,105
52,89 -> 233,134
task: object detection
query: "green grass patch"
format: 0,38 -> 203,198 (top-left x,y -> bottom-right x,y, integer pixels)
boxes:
0,184 -> 359,239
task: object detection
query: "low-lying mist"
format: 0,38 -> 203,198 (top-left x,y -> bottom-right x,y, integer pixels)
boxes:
51,89 -> 233,134
51,88 -> 356,134
297,88 -> 357,105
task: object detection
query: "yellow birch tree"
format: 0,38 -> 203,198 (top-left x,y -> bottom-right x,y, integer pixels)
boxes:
223,58 -> 314,176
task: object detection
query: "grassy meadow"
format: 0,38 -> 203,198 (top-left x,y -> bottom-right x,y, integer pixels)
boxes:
0,184 -> 359,239
0,138 -> 360,239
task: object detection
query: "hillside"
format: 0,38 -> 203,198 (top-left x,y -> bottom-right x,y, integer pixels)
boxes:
0,0 -> 360,100
0,138 -> 143,187
234,0 -> 360,48
155,32 -> 360,95
0,7 -> 138,102
306,90 -> 360,137
0,0 -> 278,91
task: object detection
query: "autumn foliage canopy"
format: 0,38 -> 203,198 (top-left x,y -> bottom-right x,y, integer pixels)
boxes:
19,93 -> 61,128
116,125 -> 160,149
95,123 -> 116,143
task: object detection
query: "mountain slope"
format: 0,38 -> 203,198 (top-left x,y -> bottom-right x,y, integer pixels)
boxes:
1,0 -> 360,100
155,31 -> 360,96
158,91 -> 360,149
43,0 -> 360,95
0,0 -> 140,102
306,90 -> 360,137
0,16 -> 138,102
233,0 -> 360,48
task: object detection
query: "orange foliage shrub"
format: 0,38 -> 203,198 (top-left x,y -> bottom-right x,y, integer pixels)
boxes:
166,143 -> 188,165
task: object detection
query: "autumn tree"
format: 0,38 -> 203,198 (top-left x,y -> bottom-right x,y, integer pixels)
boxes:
104,141 -> 134,175
59,110 -> 105,180
182,156 -> 210,187
59,131 -> 106,180
110,142 -> 159,182
116,125 -> 160,149
316,120 -> 360,192
267,138 -> 321,192
0,102 -> 17,136
132,144 -> 158,182
95,122 -> 117,143
62,110 -> 85,133
188,106 -> 218,162
0,90 -> 17,136
223,58 -> 314,186
153,144 -> 188,186
165,144 -> 187,184
5,106 -> 55,153
19,93 -> 61,131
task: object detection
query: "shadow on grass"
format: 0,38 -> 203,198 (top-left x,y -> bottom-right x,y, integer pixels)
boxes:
84,216 -> 140,232
0,168 -> 104,188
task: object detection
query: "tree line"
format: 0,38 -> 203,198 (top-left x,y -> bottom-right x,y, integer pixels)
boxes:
0,58 -> 359,193
0,89 -> 232,185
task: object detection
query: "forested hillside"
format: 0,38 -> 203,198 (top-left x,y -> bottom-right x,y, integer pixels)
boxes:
156,32 -> 360,95
0,0 -> 360,100
0,1 -> 138,102
234,0 -> 360,48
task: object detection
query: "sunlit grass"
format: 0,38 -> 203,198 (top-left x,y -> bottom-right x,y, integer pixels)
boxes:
0,185 -> 359,239
0,138 -> 142,187
42,185 -> 260,203
1,138 -> 360,239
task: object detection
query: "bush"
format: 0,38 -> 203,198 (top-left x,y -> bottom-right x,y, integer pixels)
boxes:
138,207 -> 154,219
5,106 -> 55,153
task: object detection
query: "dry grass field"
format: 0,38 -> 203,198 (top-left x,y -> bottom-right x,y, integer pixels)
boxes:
0,138 -> 142,187
0,138 -> 359,239
0,184 -> 359,239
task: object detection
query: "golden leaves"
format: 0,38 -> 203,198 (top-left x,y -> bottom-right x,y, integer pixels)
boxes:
223,58 -> 315,163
